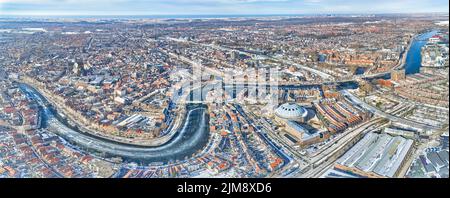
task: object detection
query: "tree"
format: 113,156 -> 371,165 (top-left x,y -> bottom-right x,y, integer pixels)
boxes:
360,81 -> 373,96
376,101 -> 383,109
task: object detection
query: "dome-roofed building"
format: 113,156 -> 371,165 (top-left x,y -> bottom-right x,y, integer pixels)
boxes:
275,103 -> 308,122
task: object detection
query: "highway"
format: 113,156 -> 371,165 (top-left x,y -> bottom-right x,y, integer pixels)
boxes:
340,89 -> 440,131
300,118 -> 384,178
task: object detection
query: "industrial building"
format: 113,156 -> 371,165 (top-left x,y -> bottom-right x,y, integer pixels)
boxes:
335,132 -> 414,178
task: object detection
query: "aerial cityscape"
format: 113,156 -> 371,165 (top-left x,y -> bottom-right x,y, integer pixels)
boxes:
0,0 -> 449,178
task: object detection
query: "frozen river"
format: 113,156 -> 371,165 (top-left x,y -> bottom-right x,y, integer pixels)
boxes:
19,83 -> 210,164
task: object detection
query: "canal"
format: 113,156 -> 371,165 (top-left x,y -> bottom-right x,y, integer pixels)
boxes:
19,83 -> 211,164
404,30 -> 439,75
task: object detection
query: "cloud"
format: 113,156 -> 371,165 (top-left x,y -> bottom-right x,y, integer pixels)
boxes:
0,0 -> 448,15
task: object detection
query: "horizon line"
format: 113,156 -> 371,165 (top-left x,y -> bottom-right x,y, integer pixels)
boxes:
0,12 -> 448,18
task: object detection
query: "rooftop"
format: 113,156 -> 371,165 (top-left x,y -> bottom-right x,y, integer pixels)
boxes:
275,103 -> 308,120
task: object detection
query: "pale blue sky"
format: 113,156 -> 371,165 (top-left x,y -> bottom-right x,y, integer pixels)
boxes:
0,0 -> 448,16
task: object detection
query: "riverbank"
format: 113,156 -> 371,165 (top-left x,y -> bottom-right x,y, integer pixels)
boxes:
393,33 -> 415,70
404,30 -> 439,75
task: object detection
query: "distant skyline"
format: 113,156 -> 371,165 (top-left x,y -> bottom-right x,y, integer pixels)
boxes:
0,0 -> 449,16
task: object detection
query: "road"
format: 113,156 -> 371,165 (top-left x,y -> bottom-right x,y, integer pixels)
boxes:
166,37 -> 334,80
300,118 -> 384,178
340,89 -> 440,131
